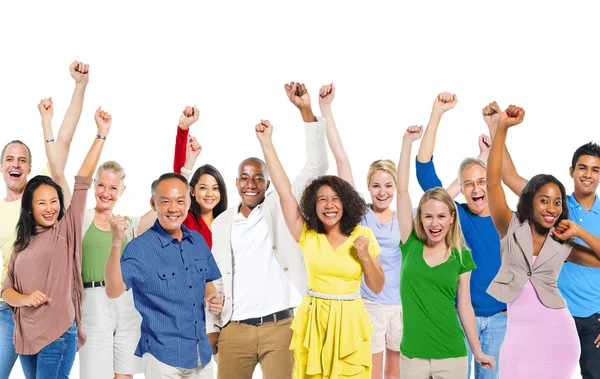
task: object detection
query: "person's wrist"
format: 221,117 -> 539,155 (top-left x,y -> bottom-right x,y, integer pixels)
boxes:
96,134 -> 107,140
299,106 -> 317,123
178,123 -> 190,130
180,167 -> 192,176
111,239 -> 124,247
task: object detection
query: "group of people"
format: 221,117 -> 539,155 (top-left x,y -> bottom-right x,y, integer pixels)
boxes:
0,62 -> 598,379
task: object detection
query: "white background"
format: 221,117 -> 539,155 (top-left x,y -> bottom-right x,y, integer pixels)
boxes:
1,1 -> 597,378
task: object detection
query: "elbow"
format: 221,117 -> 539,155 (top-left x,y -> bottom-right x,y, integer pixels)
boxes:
105,288 -> 122,299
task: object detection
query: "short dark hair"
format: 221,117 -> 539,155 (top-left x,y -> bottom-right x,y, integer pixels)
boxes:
2,140 -> 32,166
299,175 -> 367,235
189,164 -> 228,219
571,142 -> 600,169
516,174 -> 568,226
238,157 -> 269,179
13,176 -> 64,253
151,173 -> 189,197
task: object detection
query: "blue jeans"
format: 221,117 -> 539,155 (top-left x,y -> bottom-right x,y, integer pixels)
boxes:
0,302 -> 19,377
466,312 -> 507,379
20,322 -> 77,379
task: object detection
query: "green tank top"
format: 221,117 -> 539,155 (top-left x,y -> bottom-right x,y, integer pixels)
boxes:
81,223 -> 128,283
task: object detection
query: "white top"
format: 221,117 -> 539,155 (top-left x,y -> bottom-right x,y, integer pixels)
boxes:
230,204 -> 302,320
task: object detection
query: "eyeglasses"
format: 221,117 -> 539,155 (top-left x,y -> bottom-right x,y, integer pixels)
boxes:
462,178 -> 487,189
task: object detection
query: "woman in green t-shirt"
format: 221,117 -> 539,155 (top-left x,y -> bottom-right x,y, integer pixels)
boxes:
396,125 -> 495,378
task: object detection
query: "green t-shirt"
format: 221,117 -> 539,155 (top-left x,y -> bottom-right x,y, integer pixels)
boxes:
399,231 -> 476,359
81,223 -> 127,283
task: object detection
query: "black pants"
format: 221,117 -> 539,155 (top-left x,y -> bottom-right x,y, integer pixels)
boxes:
574,313 -> 600,379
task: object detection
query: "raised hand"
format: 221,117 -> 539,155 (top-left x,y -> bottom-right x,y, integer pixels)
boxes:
69,60 -> 89,85
404,125 -> 424,142
432,92 -> 458,114
178,105 -> 200,130
318,83 -> 335,108
109,215 -> 129,242
284,82 -> 311,110
498,105 -> 525,129
94,107 -> 112,137
553,219 -> 579,240
37,98 -> 54,121
353,236 -> 371,262
478,134 -> 492,158
482,101 -> 502,135
475,352 -> 496,370
205,292 -> 224,315
255,119 -> 273,143
187,135 -> 202,161
27,290 -> 52,308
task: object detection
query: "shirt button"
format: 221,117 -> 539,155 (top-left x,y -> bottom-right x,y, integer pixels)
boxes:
527,271 -> 532,276
193,303 -> 196,306
186,267 -> 189,271
172,272 -> 175,276
272,245 -> 276,250
189,285 -> 192,289
580,219 -> 583,222
197,339 -> 199,342
195,321 -> 198,324
162,274 -> 166,278
283,267 -> 289,272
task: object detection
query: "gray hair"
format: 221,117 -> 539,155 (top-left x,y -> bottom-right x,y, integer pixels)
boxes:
458,158 -> 487,185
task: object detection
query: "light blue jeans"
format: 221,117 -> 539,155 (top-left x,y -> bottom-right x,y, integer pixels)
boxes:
466,312 -> 507,379
0,302 -> 19,378
20,322 -> 78,379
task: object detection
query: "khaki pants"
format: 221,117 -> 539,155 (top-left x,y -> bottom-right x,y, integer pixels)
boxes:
400,355 -> 468,379
144,353 -> 214,379
217,316 -> 294,379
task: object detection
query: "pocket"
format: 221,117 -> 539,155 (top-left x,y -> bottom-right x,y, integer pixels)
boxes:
157,266 -> 179,291
492,272 -> 515,284
195,259 -> 209,280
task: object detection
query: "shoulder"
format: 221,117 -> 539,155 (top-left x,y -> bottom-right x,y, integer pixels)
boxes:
355,225 -> 374,237
214,207 -> 237,227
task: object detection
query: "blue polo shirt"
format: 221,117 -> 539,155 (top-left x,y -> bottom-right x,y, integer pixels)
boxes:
121,220 -> 221,369
557,194 -> 600,318
415,158 -> 506,317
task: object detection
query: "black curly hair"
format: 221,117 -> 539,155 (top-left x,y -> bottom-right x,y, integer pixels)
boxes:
299,175 -> 367,235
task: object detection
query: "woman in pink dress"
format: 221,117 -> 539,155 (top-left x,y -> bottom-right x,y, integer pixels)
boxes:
486,105 -> 600,378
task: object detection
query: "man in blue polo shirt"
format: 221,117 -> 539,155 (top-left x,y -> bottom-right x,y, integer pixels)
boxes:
104,173 -> 223,379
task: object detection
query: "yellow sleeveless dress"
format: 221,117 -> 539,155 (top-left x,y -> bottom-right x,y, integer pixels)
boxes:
291,224 -> 381,378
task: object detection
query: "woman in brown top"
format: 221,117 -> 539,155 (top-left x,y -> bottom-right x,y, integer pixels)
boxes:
1,108 -> 112,379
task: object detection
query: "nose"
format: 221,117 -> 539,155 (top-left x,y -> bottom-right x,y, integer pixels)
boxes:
583,169 -> 592,178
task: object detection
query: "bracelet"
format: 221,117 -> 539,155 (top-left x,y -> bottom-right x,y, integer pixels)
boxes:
96,135 -> 107,140
180,167 -> 192,176
45,138 -> 55,143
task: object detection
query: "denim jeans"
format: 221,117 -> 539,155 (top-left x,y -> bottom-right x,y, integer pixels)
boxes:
574,313 -> 600,379
20,322 -> 77,379
466,312 -> 507,379
0,302 -> 19,378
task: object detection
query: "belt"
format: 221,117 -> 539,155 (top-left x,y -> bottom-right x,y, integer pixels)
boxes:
236,309 -> 294,326
83,281 -> 105,289
307,288 -> 360,301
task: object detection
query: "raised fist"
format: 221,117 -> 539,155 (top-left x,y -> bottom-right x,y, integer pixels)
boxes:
433,92 -> 458,114
255,119 -> 273,143
109,215 -> 129,242
478,134 -> 492,157
94,107 -> 112,136
285,82 -> 311,110
553,219 -> 579,240
318,83 -> 335,107
482,101 -> 502,134
498,105 -> 525,129
70,61 -> 89,84
403,125 -> 423,142
37,98 -> 53,121
187,135 -> 202,161
178,106 -> 200,130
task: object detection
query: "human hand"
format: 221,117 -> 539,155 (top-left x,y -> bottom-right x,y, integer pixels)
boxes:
284,82 -> 311,110
205,292 -> 224,315
482,101 -> 502,136
94,107 -> 112,137
27,290 -> 52,308
37,98 -> 53,122
70,60 -> 89,84
478,134 -> 492,159
109,215 -> 129,242
475,352 -> 496,370
208,332 -> 219,355
553,219 -> 579,240
187,136 -> 202,161
255,119 -> 273,143
403,125 -> 423,142
353,236 -> 371,261
432,92 -> 458,114
318,83 -> 335,108
594,332 -> 600,348
178,106 -> 200,130
498,105 -> 525,129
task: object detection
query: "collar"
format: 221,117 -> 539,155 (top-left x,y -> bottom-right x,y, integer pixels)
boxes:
151,219 -> 193,248
568,193 -> 600,214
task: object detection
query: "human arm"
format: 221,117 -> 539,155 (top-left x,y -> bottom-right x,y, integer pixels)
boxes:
1,253 -> 53,308
398,125 -> 423,244
554,220 -> 600,267
135,210 -> 157,236
318,83 -> 354,186
483,101 -> 527,195
457,271 -> 495,369
77,108 -> 111,178
256,120 -> 304,241
104,216 -> 129,298
354,234 -> 384,293
487,105 -> 525,237
173,106 -> 200,176
416,92 -> 457,163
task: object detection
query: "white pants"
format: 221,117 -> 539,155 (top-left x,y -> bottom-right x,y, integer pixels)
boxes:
144,353 -> 214,379
79,287 -> 144,378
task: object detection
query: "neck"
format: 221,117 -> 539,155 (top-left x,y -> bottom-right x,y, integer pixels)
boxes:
371,204 -> 391,215
574,190 -> 596,212
531,221 -> 551,238
94,206 -> 114,219
4,187 -> 24,202
324,222 -> 344,236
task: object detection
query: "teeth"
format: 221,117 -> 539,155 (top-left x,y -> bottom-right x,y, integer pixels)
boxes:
244,192 -> 257,196
324,213 -> 336,217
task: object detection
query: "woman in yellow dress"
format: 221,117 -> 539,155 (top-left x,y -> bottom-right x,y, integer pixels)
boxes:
255,119 -> 386,378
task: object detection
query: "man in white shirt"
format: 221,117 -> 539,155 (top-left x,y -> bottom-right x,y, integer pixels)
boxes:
208,83 -> 328,379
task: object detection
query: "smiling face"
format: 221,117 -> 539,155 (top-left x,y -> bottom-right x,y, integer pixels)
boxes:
570,154 -> 600,198
460,164 -> 488,216
236,159 -> 269,214
315,185 -> 344,230
368,170 -> 396,212
94,169 -> 124,211
151,178 -> 190,238
2,143 -> 31,195
531,182 -> 563,229
420,199 -> 455,245
32,184 -> 60,227
192,173 -> 221,213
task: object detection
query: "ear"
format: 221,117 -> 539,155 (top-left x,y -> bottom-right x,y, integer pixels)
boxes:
266,180 -> 271,191
150,197 -> 156,211
450,211 -> 456,225
120,185 -> 127,196
569,166 -> 574,179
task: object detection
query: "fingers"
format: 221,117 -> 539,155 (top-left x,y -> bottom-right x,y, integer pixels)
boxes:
29,290 -> 50,307
594,332 -> 600,348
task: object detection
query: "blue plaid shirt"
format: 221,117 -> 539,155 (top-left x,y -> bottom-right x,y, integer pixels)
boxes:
121,220 -> 221,369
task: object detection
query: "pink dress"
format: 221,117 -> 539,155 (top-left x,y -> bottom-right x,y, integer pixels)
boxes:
499,256 -> 580,379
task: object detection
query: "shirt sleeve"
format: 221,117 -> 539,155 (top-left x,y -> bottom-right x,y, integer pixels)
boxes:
415,156 -> 444,192
1,250 -> 16,298
458,248 -> 477,275
121,242 -> 148,290
173,126 -> 189,174
364,227 -> 381,258
205,252 -> 222,283
61,176 -> 93,256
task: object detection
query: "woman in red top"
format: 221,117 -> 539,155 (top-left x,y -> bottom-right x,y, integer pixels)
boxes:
173,105 -> 228,248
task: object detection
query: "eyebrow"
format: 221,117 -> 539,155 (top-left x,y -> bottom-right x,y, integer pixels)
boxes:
578,163 -> 600,170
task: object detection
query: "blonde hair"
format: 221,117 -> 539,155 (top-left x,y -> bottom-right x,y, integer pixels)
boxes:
95,161 -> 126,185
458,158 -> 486,186
414,187 -> 468,262
366,159 -> 397,186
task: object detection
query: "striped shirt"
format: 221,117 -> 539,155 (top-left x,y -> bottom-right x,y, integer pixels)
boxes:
121,220 -> 221,369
